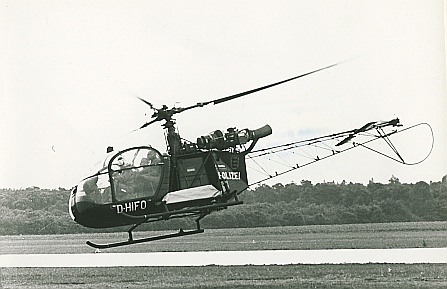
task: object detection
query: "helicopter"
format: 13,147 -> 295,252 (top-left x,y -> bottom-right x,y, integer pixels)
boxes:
68,62 -> 434,249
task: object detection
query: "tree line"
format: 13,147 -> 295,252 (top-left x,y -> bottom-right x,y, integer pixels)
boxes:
0,175 -> 446,235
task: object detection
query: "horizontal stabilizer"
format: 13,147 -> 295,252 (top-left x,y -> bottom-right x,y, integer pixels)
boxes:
335,134 -> 355,146
336,121 -> 377,146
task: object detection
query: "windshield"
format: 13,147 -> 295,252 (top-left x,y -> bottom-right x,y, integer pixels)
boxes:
76,147 -> 163,206
109,147 -> 163,202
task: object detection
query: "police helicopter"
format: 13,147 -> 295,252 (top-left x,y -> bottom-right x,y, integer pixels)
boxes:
68,62 -> 434,249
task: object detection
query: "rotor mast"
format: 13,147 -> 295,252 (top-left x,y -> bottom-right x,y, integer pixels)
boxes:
163,117 -> 181,156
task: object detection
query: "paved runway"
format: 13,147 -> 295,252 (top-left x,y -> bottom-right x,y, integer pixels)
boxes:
1,248 -> 446,267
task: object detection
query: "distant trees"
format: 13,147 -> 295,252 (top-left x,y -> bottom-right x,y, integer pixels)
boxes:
0,187 -> 95,235
0,175 -> 446,235
214,175 -> 447,228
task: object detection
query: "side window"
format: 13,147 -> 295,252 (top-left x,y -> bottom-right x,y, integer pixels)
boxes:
110,148 -> 163,202
76,169 -> 112,206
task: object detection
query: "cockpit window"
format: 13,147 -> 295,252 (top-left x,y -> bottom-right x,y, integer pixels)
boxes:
75,169 -> 111,207
110,147 -> 163,202
76,147 -> 163,206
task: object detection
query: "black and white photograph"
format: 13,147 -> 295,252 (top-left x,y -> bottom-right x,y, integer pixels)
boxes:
1,0 -> 446,288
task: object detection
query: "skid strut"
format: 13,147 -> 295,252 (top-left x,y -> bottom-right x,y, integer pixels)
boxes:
86,200 -> 243,249
87,215 -> 205,249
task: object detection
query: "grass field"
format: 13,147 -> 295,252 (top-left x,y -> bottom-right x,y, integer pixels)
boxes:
1,221 -> 446,288
2,264 -> 447,288
1,221 -> 446,254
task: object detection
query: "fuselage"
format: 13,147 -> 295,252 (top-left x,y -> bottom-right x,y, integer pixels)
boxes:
69,146 -> 248,228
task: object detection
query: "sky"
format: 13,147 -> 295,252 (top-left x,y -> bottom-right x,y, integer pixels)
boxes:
1,0 -> 446,189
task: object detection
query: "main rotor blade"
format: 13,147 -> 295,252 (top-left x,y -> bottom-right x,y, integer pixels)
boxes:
212,62 -> 342,105
178,61 -> 343,113
140,118 -> 159,129
137,61 -> 344,121
135,95 -> 156,110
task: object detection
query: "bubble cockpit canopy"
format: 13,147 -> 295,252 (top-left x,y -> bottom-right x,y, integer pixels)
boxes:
75,147 -> 163,211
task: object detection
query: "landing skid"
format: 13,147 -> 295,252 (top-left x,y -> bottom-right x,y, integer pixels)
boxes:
87,213 -> 208,249
86,228 -> 204,249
